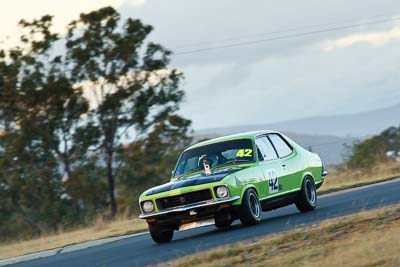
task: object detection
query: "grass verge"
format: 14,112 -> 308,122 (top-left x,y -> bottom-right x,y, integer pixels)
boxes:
169,204 -> 400,267
0,217 -> 147,260
320,162 -> 400,194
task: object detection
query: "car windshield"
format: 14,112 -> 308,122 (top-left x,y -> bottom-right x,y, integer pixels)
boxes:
174,139 -> 255,177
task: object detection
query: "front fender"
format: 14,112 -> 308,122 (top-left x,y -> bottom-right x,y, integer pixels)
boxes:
224,167 -> 264,206
229,182 -> 258,206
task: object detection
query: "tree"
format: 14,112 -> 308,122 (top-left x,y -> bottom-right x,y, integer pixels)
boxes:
0,16 -> 93,237
65,7 -> 187,217
347,125 -> 400,170
117,115 -> 192,214
0,6 -> 191,239
12,16 -> 101,215
0,47 -> 22,132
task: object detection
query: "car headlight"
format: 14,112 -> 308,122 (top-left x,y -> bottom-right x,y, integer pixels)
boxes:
142,201 -> 154,213
215,186 -> 229,198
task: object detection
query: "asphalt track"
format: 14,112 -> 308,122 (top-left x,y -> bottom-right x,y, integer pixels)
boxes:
11,179 -> 400,267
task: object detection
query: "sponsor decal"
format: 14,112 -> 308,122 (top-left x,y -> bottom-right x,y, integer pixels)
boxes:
236,149 -> 253,157
204,163 -> 211,176
266,169 -> 279,193
189,210 -> 197,216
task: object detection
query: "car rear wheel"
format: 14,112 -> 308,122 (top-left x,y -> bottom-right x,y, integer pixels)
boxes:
239,188 -> 262,226
148,224 -> 174,243
295,176 -> 317,212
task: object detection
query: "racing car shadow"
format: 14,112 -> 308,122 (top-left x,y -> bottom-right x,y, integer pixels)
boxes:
169,204 -> 302,243
166,200 -> 368,245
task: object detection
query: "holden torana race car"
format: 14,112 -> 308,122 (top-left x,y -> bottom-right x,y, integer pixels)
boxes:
138,130 -> 327,243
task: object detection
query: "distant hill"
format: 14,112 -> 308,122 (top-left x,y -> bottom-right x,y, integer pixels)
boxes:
196,103 -> 400,138
193,104 -> 400,165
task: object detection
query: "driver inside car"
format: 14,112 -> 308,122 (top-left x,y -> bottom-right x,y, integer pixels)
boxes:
198,154 -> 215,175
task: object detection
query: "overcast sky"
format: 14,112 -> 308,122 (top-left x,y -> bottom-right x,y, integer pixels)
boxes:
1,0 -> 400,130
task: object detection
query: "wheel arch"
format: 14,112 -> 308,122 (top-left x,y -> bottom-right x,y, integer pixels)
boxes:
239,184 -> 259,204
300,172 -> 315,186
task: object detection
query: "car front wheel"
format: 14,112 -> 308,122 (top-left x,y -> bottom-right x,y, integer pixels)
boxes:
295,176 -> 317,212
148,223 -> 174,243
239,188 -> 262,226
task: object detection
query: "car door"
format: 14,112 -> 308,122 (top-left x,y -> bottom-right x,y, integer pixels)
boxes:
267,133 -> 298,193
255,136 -> 287,199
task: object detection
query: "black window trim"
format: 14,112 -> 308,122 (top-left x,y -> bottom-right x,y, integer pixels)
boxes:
255,135 -> 279,162
266,133 -> 295,159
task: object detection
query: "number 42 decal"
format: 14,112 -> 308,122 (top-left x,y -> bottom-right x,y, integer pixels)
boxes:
236,149 -> 252,157
266,169 -> 279,193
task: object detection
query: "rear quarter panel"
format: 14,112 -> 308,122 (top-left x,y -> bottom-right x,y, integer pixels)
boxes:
283,134 -> 324,188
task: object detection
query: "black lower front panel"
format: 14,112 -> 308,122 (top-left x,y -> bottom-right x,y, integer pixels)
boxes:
149,203 -> 235,229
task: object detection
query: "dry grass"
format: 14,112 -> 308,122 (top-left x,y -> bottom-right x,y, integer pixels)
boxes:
320,161 -> 400,193
170,204 -> 400,267
0,217 -> 147,260
1,162 -> 399,261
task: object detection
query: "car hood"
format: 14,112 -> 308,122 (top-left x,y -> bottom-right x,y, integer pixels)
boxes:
144,167 -> 242,196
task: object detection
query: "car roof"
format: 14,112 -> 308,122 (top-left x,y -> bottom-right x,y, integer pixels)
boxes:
185,130 -> 279,151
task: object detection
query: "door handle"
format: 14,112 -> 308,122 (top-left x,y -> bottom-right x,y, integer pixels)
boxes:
282,164 -> 286,168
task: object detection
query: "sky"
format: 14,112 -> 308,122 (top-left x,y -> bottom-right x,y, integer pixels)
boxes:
1,0 -> 400,130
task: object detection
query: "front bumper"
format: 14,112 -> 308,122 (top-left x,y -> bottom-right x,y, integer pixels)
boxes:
139,196 -> 240,219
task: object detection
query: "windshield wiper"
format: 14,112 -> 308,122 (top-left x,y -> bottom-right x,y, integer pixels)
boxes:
217,159 -> 251,168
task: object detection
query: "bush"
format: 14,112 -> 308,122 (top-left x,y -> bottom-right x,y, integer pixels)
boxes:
347,126 -> 400,170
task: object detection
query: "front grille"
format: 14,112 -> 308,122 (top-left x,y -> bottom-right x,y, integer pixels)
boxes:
156,189 -> 212,210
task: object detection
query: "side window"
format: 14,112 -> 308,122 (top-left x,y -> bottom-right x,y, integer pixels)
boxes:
255,139 -> 266,161
256,137 -> 278,161
268,134 -> 293,158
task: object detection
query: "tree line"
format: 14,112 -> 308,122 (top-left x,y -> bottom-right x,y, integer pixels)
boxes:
347,125 -> 400,170
0,7 -> 191,241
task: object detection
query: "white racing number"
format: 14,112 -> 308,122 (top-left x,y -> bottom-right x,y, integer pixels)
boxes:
266,169 -> 279,193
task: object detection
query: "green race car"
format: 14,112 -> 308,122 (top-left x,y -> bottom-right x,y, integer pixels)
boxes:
138,130 -> 327,243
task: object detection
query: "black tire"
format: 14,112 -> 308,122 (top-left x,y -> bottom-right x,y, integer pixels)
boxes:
239,188 -> 262,226
295,176 -> 317,212
215,219 -> 232,229
148,224 -> 174,243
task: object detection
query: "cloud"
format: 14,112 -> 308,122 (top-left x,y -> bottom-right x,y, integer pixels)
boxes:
179,30 -> 400,129
322,26 -> 400,51
0,0 -> 146,48
2,0 -> 400,131
125,0 -> 146,5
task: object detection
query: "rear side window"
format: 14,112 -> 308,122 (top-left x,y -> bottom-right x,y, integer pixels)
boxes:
256,137 -> 278,161
268,134 -> 293,158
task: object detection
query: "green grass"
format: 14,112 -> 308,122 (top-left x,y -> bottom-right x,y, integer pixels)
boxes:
320,162 -> 400,194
